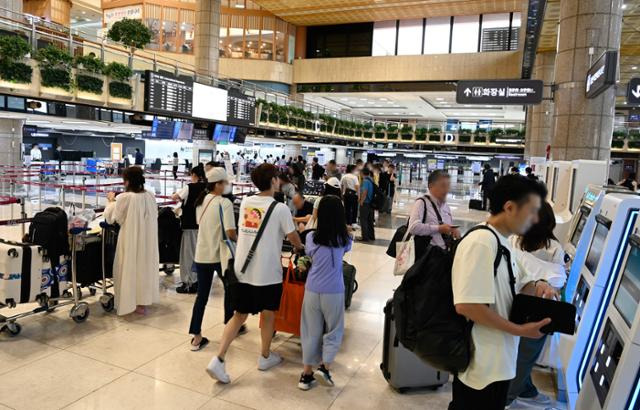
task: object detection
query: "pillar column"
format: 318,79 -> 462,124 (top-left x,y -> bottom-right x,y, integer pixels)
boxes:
195,0 -> 221,78
525,52 -> 556,159
0,119 -> 23,168
550,0 -> 623,161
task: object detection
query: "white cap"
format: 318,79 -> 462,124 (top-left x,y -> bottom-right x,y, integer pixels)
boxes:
206,167 -> 228,183
325,177 -> 340,189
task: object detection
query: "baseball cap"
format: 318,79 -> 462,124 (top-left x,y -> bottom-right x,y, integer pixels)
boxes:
206,167 -> 228,183
325,177 -> 340,189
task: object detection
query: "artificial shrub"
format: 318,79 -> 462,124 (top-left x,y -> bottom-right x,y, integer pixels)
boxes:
76,74 -> 103,94
40,67 -> 71,90
0,60 -> 32,83
0,35 -> 32,84
109,81 -> 132,99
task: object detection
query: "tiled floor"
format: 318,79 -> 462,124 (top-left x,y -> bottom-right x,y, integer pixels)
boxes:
0,185 -> 562,410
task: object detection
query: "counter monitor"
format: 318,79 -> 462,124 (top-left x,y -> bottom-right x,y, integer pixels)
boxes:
585,221 -> 609,274
613,240 -> 640,327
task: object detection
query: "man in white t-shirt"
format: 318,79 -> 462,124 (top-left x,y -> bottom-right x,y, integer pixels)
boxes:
451,175 -> 557,410
207,163 -> 303,384
30,144 -> 42,161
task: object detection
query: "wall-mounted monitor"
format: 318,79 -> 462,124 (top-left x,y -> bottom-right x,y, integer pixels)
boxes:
212,124 -> 246,144
192,83 -> 228,121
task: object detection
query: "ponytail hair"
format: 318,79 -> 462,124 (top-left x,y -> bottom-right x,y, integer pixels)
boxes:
195,182 -> 215,207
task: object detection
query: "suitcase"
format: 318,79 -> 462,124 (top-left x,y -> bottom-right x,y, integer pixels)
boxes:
380,299 -> 449,392
158,207 -> 181,264
73,234 -> 104,285
42,257 -> 70,297
343,261 -> 358,309
0,239 -> 45,305
468,199 -> 484,211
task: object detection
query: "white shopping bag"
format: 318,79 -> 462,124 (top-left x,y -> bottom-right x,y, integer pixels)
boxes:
393,223 -> 416,276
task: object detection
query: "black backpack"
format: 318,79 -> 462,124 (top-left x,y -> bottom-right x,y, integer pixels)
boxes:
392,225 -> 515,373
28,207 -> 69,262
368,178 -> 386,210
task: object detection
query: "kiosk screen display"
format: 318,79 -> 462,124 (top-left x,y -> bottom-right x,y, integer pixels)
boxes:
571,210 -> 589,247
551,168 -> 559,202
614,244 -> 640,327
569,169 -> 577,212
585,222 -> 608,274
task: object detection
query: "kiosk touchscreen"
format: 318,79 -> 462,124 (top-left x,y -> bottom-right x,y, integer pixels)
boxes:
564,186 -> 636,300
575,224 -> 640,410
557,194 -> 640,409
568,160 -> 608,214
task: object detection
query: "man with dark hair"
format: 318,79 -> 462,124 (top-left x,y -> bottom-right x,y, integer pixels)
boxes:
311,157 -> 324,181
341,164 -> 360,227
450,175 -> 557,410
134,148 -> 144,166
408,170 -> 459,254
325,159 -> 342,179
479,163 -> 496,210
207,163 -> 304,384
525,167 -> 538,181
358,167 -> 376,242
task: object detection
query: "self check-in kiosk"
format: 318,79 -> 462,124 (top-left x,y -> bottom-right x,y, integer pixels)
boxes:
564,185 -> 636,300
547,161 -> 573,241
575,219 -> 640,409
568,160 -> 608,215
556,193 -> 640,409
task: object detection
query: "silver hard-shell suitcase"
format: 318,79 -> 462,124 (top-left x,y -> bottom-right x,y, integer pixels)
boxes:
380,298 -> 449,392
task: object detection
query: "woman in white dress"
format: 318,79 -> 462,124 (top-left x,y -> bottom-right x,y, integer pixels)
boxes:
105,167 -> 160,315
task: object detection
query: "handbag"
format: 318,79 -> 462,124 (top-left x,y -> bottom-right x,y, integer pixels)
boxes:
387,196 -> 440,258
393,221 -> 418,276
270,258 -> 305,336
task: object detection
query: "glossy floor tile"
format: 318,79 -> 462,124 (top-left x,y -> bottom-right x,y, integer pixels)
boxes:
0,187 -> 563,410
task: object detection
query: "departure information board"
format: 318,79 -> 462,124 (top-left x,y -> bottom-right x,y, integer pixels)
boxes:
227,88 -> 256,126
144,71 -> 193,117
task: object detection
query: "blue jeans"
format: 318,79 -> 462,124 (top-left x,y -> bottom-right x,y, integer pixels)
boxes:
189,262 -> 222,335
506,335 -> 548,404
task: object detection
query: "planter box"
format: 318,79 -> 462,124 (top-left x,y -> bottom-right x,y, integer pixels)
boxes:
459,135 -> 472,143
40,85 -> 73,99
474,136 -> 487,143
387,133 -> 399,140
401,133 -> 414,141
628,140 -> 640,149
429,134 -> 441,142
375,132 -> 386,139
611,140 -> 625,149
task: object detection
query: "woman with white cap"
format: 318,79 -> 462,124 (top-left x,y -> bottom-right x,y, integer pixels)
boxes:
188,167 -> 238,351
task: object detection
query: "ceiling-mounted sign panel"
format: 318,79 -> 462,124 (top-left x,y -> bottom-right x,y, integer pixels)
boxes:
456,79 -> 544,105
585,50 -> 617,99
627,78 -> 640,105
144,71 -> 193,117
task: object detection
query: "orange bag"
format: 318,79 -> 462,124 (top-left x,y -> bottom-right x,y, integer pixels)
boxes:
262,260 -> 305,336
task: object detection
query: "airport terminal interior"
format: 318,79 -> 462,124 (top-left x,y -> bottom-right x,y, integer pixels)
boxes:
1,0 -> 640,409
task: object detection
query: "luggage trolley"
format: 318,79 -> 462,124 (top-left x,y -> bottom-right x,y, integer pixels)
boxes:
96,221 -> 116,312
0,228 -> 90,336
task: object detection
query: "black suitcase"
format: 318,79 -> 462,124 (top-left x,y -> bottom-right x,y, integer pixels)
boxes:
74,234 -> 103,286
381,299 -> 449,392
468,199 -> 484,211
343,261 -> 358,309
158,207 -> 181,264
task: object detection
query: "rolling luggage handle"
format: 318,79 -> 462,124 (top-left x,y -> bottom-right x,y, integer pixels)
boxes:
98,221 -> 115,312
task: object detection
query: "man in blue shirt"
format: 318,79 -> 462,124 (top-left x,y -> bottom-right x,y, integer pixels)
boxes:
358,167 -> 375,242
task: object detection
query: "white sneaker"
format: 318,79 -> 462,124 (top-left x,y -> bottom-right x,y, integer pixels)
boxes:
206,356 -> 230,384
257,351 -> 283,371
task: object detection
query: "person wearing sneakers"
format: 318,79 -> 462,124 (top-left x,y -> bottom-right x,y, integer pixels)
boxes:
298,195 -> 352,391
206,163 -> 304,383
188,167 -> 237,351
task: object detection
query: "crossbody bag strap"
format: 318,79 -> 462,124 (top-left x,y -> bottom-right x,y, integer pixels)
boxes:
240,201 -> 278,274
198,195 -> 215,225
424,195 -> 443,224
219,203 -> 235,259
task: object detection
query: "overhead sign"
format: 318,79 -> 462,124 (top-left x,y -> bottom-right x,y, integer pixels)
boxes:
227,88 -> 256,126
627,78 -> 640,105
144,71 -> 193,117
585,50 -> 617,98
456,80 -> 544,105
103,5 -> 143,26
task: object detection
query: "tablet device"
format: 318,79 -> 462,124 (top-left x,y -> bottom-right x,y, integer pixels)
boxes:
509,294 -> 576,335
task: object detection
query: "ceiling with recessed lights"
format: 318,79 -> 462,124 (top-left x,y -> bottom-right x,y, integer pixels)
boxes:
302,92 -> 526,123
250,0 -> 525,26
70,3 -> 102,38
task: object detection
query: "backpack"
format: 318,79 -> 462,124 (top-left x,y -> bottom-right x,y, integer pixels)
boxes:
392,225 -> 515,374
28,207 -> 69,262
368,177 -> 386,210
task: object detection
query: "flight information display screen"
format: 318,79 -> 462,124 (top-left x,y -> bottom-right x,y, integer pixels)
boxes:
227,88 -> 256,126
585,222 -> 608,274
614,243 -> 640,327
144,71 -> 193,117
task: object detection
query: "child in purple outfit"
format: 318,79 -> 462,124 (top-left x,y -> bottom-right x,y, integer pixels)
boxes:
298,195 -> 353,391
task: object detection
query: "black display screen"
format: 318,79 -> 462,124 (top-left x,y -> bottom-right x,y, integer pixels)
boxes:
614,243 -> 640,327
585,222 -> 609,274
144,70 -> 193,117
227,88 -> 256,126
571,210 -> 589,247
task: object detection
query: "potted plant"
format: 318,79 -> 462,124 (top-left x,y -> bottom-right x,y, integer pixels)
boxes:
267,102 -> 278,124
363,122 -> 373,139
256,98 -> 268,123
374,124 -> 386,139
459,128 -> 472,143
35,45 -> 73,93
0,35 -> 32,85
628,129 -> 640,149
489,128 -> 504,143
401,124 -> 413,141
611,130 -> 627,149
428,127 -> 441,142
387,124 -> 399,140
74,54 -> 105,96
474,128 -> 487,143
104,61 -> 133,101
415,127 -> 428,142
107,18 -> 152,68
276,104 -> 289,126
